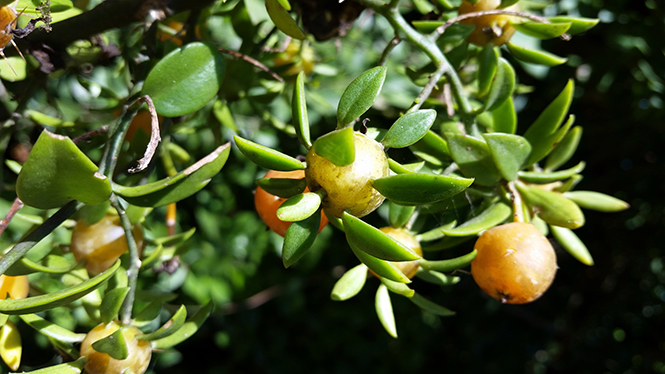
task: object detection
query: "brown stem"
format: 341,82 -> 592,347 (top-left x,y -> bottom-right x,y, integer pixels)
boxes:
72,125 -> 109,144
0,198 -> 24,238
218,48 -> 284,83
129,96 -> 161,173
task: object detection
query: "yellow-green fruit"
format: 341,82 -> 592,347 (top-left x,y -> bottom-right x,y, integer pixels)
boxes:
80,321 -> 152,374
458,0 -> 520,46
471,222 -> 557,304
305,132 -> 389,218
376,227 -> 423,279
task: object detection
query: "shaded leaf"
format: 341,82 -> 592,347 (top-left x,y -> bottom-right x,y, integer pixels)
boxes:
513,22 -> 571,39
256,177 -> 307,198
409,293 -> 455,316
445,133 -> 501,186
152,302 -> 214,349
484,58 -> 515,111
100,287 -> 129,324
375,285 -> 397,338
153,227 -> 197,247
282,213 -> 321,268
12,357 -> 87,374
343,212 -> 420,261
382,110 -> 436,148
409,130 -> 451,162
373,173 -> 474,206
477,45 -> 498,97
483,133 -> 532,181
349,245 -> 410,283
331,264 -> 367,301
311,127 -> 355,167
518,161 -> 585,184
416,220 -> 456,242
234,136 -> 304,171
389,202 -> 416,229
265,0 -> 306,39
92,329 -> 128,360
137,305 -> 187,341
276,192 -> 321,222
337,67 -> 387,128
415,269 -> 460,286
492,96 -> 517,134
545,126 -> 583,171
419,250 -> 477,272
4,255 -> 77,277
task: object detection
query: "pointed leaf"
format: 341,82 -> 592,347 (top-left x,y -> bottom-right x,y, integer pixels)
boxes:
518,161 -> 585,184
483,133 -> 532,181
545,126 -> 583,171
112,143 -> 231,207
282,213 -> 321,268
492,96 -> 517,134
343,212 -> 420,262
276,0 -> 291,11
331,264 -> 368,301
513,22 -> 571,39
550,225 -> 594,266
382,110 -> 436,148
389,202 -> 416,229
416,220 -> 457,242
415,270 -> 460,286
409,130 -> 451,161
337,66 -> 387,128
14,358 -> 87,374
548,16 -> 599,35
19,314 -> 86,344
143,42 -> 226,117
422,236 -> 474,251
477,45 -> 498,97
349,246 -> 410,283
16,130 -> 111,209
484,58 -> 515,111
0,260 -> 119,315
234,136 -> 304,171
409,293 -> 455,316
152,302 -> 214,349
133,302 -> 162,329
563,191 -> 630,212
92,329 -> 128,360
506,42 -> 568,66
388,159 -> 415,174
499,0 -> 519,7
100,287 -> 130,324
445,133 -> 501,186
311,127 -> 355,167
137,305 -> 187,341
380,277 -> 414,298
375,284 -> 397,338
256,177 -> 307,198
419,250 -> 477,272
4,255 -> 77,276
265,0 -> 306,39
372,173 -> 474,205
153,227 -> 196,247
292,72 -> 312,149
276,192 -> 321,222
440,202 -> 512,236
516,183 -> 585,229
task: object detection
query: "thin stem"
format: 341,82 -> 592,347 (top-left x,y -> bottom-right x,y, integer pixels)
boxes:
506,181 -> 525,223
0,198 -> 23,238
110,194 -> 140,326
218,48 -> 284,83
406,63 -> 446,114
72,125 -> 109,144
98,100 -> 142,177
378,36 -> 400,66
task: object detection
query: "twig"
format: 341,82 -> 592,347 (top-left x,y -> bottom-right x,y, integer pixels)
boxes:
506,181 -> 526,223
129,96 -> 161,173
378,35 -> 400,66
110,194 -> 140,326
436,10 -> 571,41
72,125 -> 109,144
406,63 -> 446,114
443,83 -> 454,118
0,198 -> 23,238
218,48 -> 284,83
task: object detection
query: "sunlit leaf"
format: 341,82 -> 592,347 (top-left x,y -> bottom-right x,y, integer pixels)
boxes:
484,58 -> 515,111
545,126 -> 583,171
419,250 -> 477,272
375,285 -> 397,338
19,314 -> 86,344
265,0 -> 306,39
483,133 -> 531,181
563,191 -> 630,212
292,72 -> 312,149
92,329 -> 128,360
445,133 -> 501,186
311,127 -> 355,167
152,302 -> 214,349
331,264 -> 367,301
276,193 -> 321,222
513,22 -> 571,39
550,225 -> 594,266
440,202 -> 512,236
337,66 -> 387,128
382,110 -> 436,148
372,173 -> 474,205
518,161 -> 585,184
234,136 -> 304,171
343,212 -> 421,262
516,183 -> 585,229
137,305 -> 187,341
506,42 -> 568,67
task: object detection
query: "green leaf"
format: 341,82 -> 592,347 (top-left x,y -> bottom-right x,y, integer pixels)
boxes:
421,236 -> 473,251
548,16 -> 599,35
492,96 -> 517,134
16,130 -> 111,209
550,225 -> 594,266
382,110 -> 436,148
349,246 -> 410,283
26,110 -> 74,128
142,42 -> 225,117
153,227 -> 197,247
276,192 -> 321,222
445,133 -> 502,186
388,159 -> 415,174
483,133 -> 532,181
234,136 -> 304,171
441,202 -> 512,236
282,213 -> 321,268
545,126 -> 583,171
499,0 -> 519,7
380,277 -> 414,298
133,302 -> 162,329
311,127 -> 355,167
563,191 -> 630,212
19,314 -> 86,344
389,202 -> 416,229
0,260 -> 119,315
513,22 -> 571,39
331,264 -> 368,301
343,212 -> 421,262
518,161 -> 585,184
372,173 -> 473,205
276,0 -> 291,11
419,250 -> 477,272
416,220 -> 457,242
137,305 -> 187,341
477,45 -> 498,97
13,357 -> 87,374
484,58 -> 515,111
265,0 -> 306,39
292,72 -> 312,149
506,42 -> 568,67
516,183 -> 585,229
100,287 -> 129,324
112,143 -> 231,207
4,255 -> 77,276
152,302 -> 214,349
415,269 -> 460,286
375,284 -> 397,338
256,177 -> 307,198
337,66 -> 387,128
523,80 -> 575,166
92,328 -> 128,360
213,100 -> 238,131
409,130 -> 451,161
409,293 -> 455,316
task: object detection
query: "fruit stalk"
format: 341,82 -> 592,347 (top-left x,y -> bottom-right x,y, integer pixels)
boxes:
110,195 -> 141,326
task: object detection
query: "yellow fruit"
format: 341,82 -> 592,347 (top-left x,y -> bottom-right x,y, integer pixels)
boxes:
471,222 -> 557,304
0,274 -> 29,300
458,0 -> 520,46
0,321 -> 21,371
273,41 -> 316,76
305,132 -> 389,218
372,227 -> 423,279
80,321 -> 152,374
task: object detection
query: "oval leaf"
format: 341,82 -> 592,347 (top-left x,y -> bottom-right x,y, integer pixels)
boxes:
518,161 -> 585,184
92,329 -> 128,360
441,202 -> 512,236
513,22 -> 571,39
548,16 -> 599,35
492,96 -> 517,134
137,305 -> 187,341
382,110 -> 436,148
234,135 -> 305,171
372,173 -> 473,205
415,269 -> 460,286
276,192 -> 321,222
550,225 -> 594,266
409,293 -> 455,316
292,72 -> 312,149
483,133 -> 532,181
142,42 -> 225,117
256,177 -> 307,198
265,0 -> 306,39
152,302 -> 214,349
545,126 -> 583,171
563,191 -> 630,212
282,213 -> 321,268
477,45 -> 498,97
409,130 -> 451,162
16,130 -> 111,209
331,264 -> 367,301
311,127 -> 355,167
337,66 -> 387,128
112,143 -> 231,207
343,212 -> 421,262
19,314 -> 86,344
349,245 -> 410,283
375,284 -> 397,338
389,202 -> 416,229
484,58 -> 515,112
100,287 -> 130,324
445,133 -> 501,186
506,42 -> 568,67
380,277 -> 414,298
516,183 -> 585,229
419,250 -> 477,272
